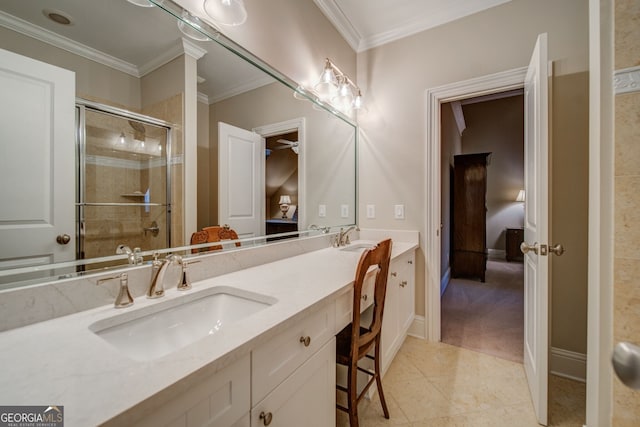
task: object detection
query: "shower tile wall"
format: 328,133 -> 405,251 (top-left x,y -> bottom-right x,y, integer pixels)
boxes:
613,0 -> 640,424
83,110 -> 169,259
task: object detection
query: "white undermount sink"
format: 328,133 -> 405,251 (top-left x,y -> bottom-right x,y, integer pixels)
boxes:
90,286 -> 276,361
339,241 -> 377,252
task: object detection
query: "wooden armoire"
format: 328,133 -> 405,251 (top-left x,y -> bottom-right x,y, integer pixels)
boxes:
451,152 -> 491,282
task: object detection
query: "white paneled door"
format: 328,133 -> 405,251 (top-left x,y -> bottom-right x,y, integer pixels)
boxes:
218,122 -> 265,238
0,48 -> 76,268
522,33 -> 550,426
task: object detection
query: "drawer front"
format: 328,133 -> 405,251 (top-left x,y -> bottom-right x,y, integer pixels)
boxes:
252,303 -> 335,404
251,338 -> 336,427
135,354 -> 250,427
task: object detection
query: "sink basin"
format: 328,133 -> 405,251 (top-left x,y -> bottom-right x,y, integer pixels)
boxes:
339,241 -> 377,252
90,286 -> 276,361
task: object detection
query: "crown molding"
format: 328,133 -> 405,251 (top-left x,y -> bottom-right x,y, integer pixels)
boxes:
614,66 -> 640,95
313,0 -> 361,52
0,10 -> 139,77
314,0 -> 512,53
197,91 -> 210,104
138,38 -> 206,77
208,74 -> 274,104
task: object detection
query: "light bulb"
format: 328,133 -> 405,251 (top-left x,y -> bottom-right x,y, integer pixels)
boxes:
119,132 -> 125,144
353,90 -> 363,110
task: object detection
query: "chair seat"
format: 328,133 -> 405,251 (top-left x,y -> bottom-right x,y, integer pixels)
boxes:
336,324 -> 371,365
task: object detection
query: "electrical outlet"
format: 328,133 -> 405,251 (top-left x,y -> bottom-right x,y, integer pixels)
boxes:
366,204 -> 376,219
318,204 -> 326,217
341,204 -> 349,218
394,204 -> 405,220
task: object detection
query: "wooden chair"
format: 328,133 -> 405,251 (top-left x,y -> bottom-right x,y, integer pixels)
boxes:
190,225 -> 241,253
336,238 -> 392,427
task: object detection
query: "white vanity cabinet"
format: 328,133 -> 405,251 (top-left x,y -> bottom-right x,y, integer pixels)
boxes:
381,250 -> 416,374
126,354 -> 251,427
251,302 -> 336,427
251,339 -> 336,427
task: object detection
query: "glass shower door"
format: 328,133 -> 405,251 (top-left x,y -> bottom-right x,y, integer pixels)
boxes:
78,106 -> 171,260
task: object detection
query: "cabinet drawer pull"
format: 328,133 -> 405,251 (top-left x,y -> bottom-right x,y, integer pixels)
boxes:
260,411 -> 273,426
391,272 -> 397,277
362,294 -> 368,301
408,260 -> 413,264
400,280 -> 407,287
299,336 -> 311,347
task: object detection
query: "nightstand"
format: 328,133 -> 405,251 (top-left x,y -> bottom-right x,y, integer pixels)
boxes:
505,227 -> 524,262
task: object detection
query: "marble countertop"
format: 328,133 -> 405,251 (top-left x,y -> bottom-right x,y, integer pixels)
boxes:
0,240 -> 417,426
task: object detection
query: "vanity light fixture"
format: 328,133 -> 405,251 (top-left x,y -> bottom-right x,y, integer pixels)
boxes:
178,11 -> 212,41
301,58 -> 364,115
119,132 -> 126,145
203,0 -> 247,26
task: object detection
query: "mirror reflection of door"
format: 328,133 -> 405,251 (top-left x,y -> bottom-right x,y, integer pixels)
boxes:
265,132 -> 299,240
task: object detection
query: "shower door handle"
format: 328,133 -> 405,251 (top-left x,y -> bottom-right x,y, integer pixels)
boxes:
56,234 -> 71,245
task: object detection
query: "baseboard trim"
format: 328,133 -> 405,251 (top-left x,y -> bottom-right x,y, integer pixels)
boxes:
440,267 -> 451,296
408,315 -> 426,339
550,347 -> 587,383
487,249 -> 506,260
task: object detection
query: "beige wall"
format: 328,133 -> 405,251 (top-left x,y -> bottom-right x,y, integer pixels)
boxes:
612,0 -> 640,423
551,72 -> 589,354
356,0 -> 589,348
461,96 -> 525,252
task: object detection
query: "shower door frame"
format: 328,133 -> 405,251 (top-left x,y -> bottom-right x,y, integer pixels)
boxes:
76,99 -> 173,260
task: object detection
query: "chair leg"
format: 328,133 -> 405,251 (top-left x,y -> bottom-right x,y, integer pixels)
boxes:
374,341 -> 390,419
347,363 -> 359,427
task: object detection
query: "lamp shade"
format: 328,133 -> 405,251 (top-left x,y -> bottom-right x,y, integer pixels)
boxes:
203,0 -> 247,26
278,195 -> 291,205
516,190 -> 526,202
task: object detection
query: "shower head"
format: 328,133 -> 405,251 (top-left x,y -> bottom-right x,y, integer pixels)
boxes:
128,120 -> 146,141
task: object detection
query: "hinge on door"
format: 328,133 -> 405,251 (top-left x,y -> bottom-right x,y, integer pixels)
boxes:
539,244 -> 548,256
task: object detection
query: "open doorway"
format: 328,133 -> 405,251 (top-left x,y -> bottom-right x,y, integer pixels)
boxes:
265,131 -> 299,239
440,92 -> 525,363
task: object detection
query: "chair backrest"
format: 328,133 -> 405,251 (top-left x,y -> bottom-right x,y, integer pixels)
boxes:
350,238 -> 392,360
190,225 -> 241,253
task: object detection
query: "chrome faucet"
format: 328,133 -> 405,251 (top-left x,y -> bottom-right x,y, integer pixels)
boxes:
334,226 -> 359,247
147,254 -> 181,299
97,273 -> 133,308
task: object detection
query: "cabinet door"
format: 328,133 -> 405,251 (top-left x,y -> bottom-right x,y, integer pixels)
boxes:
381,261 -> 399,374
131,354 -> 250,427
397,253 -> 415,334
251,338 -> 336,427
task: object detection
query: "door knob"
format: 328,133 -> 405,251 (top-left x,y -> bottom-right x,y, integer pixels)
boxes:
549,243 -> 565,256
612,342 -> 640,390
259,411 -> 273,426
56,234 -> 71,245
520,241 -> 538,255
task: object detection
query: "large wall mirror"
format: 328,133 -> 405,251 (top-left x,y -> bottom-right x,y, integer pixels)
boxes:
0,0 -> 356,289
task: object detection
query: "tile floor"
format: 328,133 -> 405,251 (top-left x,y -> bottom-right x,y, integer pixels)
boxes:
337,337 -> 586,427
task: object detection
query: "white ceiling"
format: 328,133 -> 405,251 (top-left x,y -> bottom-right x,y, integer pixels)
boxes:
313,0 -> 512,52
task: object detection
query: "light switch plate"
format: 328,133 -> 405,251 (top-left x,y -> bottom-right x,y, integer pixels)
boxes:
394,204 -> 405,220
366,204 -> 375,219
318,204 -> 326,217
341,204 -> 349,218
